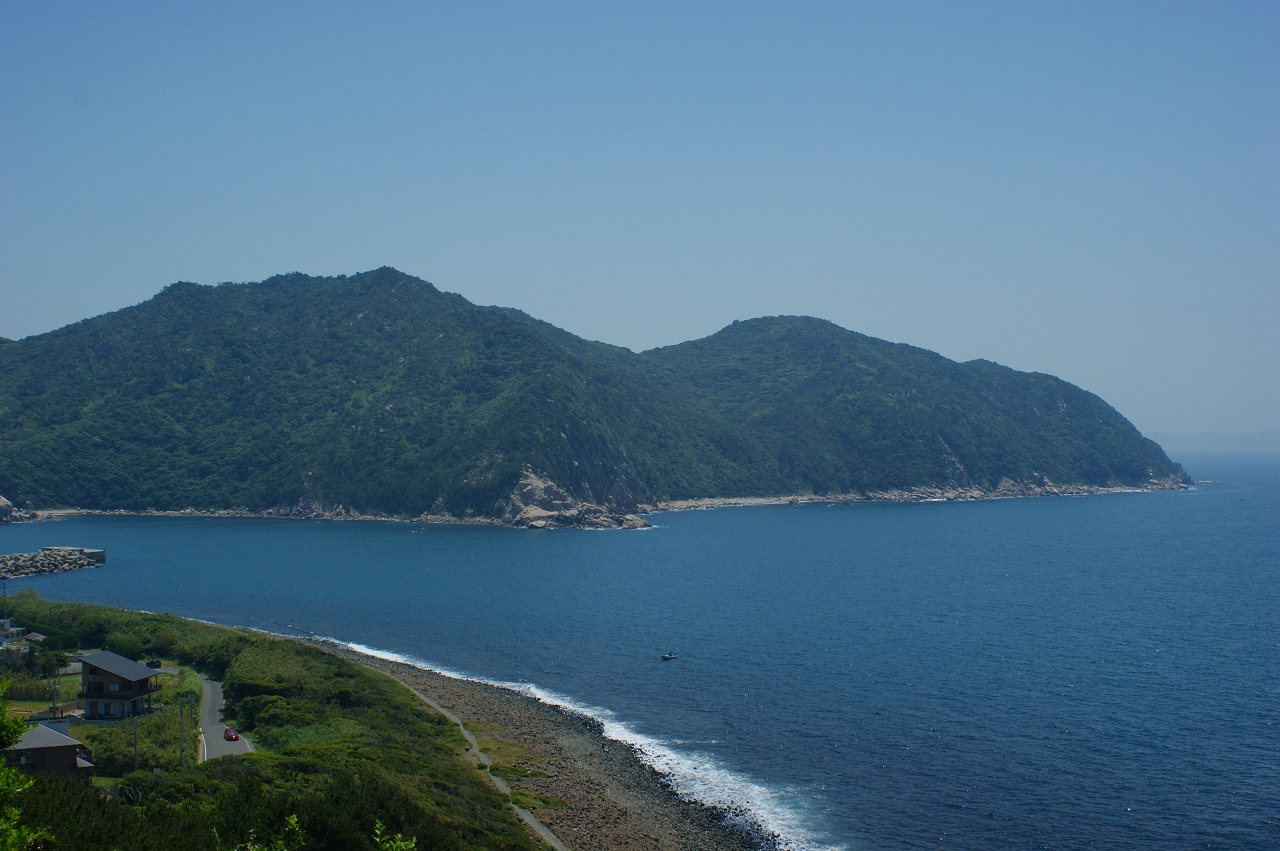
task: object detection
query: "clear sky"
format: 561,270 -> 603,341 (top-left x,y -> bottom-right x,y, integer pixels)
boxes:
2,1 -> 1276,435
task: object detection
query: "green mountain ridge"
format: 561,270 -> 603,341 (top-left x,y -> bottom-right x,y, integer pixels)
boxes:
0,267 -> 1187,519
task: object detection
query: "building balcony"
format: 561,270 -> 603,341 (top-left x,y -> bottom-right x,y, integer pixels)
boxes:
78,683 -> 160,701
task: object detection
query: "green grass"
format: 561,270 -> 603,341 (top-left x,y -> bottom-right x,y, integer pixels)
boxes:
508,790 -> 566,811
9,590 -> 536,851
1,673 -> 79,704
475,738 -> 534,771
70,665 -> 202,776
486,765 -> 545,781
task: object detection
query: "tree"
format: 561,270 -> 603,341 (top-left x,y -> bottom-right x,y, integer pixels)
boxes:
234,814 -> 304,851
230,817 -> 416,851
373,821 -> 417,851
0,679 -> 52,850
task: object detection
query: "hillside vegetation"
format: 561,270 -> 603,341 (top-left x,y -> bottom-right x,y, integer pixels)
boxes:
8,590 -> 535,851
0,268 -> 1185,518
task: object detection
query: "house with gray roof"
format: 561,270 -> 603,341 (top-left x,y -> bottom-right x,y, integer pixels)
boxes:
2,722 -> 93,784
77,650 -> 160,719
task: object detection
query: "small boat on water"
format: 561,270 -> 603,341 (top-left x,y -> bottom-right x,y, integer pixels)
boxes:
661,653 -> 678,661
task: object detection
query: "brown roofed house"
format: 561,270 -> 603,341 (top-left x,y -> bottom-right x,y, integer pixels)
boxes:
2,722 -> 93,784
78,650 -> 160,719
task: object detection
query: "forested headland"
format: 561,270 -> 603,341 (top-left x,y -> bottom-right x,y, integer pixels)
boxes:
0,268 -> 1187,522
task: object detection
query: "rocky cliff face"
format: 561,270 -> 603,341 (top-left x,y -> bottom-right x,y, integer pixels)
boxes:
501,470 -> 650,529
0,496 -> 38,523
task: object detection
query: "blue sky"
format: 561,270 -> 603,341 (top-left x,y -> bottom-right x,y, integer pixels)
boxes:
1,1 -> 1276,434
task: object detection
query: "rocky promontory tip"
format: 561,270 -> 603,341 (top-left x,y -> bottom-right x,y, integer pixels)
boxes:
500,470 -> 651,529
0,496 -> 39,523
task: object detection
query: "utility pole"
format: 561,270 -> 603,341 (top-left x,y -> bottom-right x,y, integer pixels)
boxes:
54,638 -> 62,716
133,716 -> 138,771
178,701 -> 184,769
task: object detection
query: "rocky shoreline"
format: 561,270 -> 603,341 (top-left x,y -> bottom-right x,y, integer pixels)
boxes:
647,474 -> 1191,513
311,639 -> 772,851
5,473 -> 1189,531
5,468 -> 652,531
35,499 -> 650,530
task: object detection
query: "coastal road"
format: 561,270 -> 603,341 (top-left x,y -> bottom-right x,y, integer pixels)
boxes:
199,676 -> 253,762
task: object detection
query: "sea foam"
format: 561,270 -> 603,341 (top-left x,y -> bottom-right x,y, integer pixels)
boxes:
336,639 -> 846,851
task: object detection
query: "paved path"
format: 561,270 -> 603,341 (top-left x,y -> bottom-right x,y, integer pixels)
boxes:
198,676 -> 253,762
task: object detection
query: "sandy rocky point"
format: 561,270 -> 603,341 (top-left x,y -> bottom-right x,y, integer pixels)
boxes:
0,496 -> 39,525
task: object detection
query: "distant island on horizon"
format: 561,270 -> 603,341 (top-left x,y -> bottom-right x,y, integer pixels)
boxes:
0,267 -> 1188,528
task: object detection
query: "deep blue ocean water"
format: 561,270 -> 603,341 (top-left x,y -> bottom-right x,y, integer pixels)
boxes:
2,451 -> 1276,850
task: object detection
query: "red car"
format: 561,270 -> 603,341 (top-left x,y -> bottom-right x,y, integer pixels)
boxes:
223,728 -> 239,741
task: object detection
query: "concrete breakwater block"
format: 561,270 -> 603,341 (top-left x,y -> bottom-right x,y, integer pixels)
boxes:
0,548 -> 105,579
41,546 -> 105,563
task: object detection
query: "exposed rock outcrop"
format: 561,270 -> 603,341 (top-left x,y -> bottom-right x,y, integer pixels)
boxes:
502,470 -> 651,530
59,488 -> 650,530
260,498 -> 361,520
0,496 -> 38,523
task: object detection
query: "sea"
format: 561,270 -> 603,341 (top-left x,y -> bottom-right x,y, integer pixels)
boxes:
2,451 -> 1276,850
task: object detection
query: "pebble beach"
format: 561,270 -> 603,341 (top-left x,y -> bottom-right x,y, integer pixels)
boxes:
318,642 -> 768,851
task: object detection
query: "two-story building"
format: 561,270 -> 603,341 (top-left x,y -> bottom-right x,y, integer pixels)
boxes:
2,721 -> 93,784
77,650 -> 160,719
0,618 -> 28,647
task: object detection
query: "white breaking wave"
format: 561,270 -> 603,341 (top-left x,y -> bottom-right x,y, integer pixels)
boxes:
336,639 -> 847,851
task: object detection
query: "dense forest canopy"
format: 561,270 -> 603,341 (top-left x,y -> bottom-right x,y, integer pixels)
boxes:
0,268 -> 1185,518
